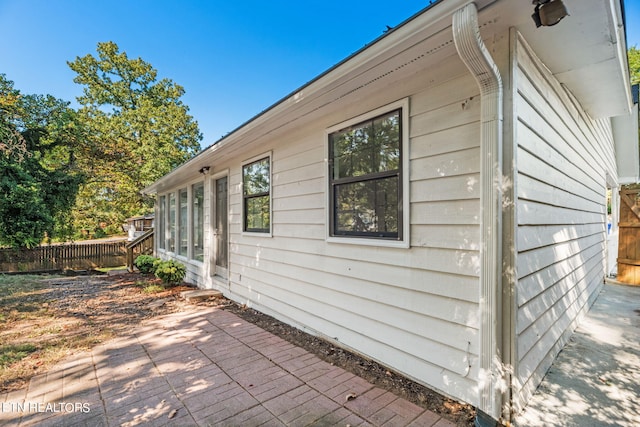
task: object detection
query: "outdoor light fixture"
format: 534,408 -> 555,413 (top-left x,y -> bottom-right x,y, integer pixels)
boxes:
199,166 -> 210,175
532,0 -> 568,28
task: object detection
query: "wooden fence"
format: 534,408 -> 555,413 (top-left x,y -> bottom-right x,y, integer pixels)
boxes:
618,188 -> 640,284
0,241 -> 127,273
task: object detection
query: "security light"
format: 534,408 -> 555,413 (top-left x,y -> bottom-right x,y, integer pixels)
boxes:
532,0 -> 568,27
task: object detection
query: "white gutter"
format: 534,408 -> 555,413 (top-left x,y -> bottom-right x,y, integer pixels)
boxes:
453,3 -> 503,425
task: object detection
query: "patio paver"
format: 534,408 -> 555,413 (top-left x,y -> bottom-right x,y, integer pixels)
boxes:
0,307 -> 454,427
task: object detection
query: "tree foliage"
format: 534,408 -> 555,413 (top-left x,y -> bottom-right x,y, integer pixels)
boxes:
624,47 -> 640,191
68,42 -> 202,234
628,46 -> 640,86
0,75 -> 27,159
0,74 -> 84,248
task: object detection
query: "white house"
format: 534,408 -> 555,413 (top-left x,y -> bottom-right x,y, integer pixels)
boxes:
144,0 -> 635,424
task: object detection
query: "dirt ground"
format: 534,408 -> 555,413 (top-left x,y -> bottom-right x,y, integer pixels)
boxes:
1,272 -> 475,426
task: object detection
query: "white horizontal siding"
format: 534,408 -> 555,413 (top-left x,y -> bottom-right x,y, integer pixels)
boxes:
217,64 -> 482,406
156,42 -> 483,407
513,34 -> 612,411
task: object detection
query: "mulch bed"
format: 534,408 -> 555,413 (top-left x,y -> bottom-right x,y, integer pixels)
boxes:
222,300 -> 476,426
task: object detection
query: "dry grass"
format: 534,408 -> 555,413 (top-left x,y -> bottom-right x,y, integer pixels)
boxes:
0,273 -> 193,392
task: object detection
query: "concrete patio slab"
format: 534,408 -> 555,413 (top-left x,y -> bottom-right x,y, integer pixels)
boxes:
516,283 -> 640,427
0,307 -> 455,427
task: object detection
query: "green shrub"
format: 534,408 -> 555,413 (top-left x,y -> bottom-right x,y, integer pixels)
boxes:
154,260 -> 186,286
93,228 -> 107,239
134,255 -> 158,274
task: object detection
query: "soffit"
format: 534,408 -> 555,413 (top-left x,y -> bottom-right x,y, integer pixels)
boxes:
488,0 -> 631,118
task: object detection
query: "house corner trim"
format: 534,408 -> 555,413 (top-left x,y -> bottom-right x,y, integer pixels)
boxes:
452,2 -> 504,423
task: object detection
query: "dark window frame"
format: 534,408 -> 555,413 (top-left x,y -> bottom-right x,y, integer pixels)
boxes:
329,108 -> 403,240
242,156 -> 271,234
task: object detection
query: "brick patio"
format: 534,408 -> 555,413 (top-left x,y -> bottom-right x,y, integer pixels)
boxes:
0,307 -> 456,426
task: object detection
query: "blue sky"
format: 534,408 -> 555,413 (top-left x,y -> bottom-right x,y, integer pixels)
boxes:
1,0 -> 639,148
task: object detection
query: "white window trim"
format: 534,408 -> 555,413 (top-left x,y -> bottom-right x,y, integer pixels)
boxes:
241,151 -> 273,238
325,98 -> 410,249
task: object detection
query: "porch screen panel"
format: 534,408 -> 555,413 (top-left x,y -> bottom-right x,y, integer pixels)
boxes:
158,195 -> 166,250
178,188 -> 188,256
168,193 -> 176,252
192,183 -> 204,261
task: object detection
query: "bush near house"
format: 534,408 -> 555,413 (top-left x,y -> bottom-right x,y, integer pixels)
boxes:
133,254 -> 157,274
154,260 -> 186,286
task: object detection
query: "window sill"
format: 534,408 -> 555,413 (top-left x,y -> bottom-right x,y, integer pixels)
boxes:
241,231 -> 273,238
326,236 -> 409,249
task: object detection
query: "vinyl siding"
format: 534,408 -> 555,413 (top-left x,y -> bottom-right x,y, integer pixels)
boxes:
512,33 -> 615,410
160,57 -> 485,406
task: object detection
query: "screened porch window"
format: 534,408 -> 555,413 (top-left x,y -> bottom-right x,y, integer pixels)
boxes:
329,109 -> 402,240
192,182 -> 204,261
178,188 -> 188,256
158,195 -> 166,250
168,193 -> 176,252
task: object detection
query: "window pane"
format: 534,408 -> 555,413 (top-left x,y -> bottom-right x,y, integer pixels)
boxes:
372,113 -> 400,172
179,189 -> 188,256
169,193 -> 176,252
243,158 -> 270,195
331,110 -> 400,180
158,195 -> 166,249
334,176 -> 398,237
245,195 -> 270,232
192,183 -> 204,261
243,156 -> 270,233
216,177 -> 228,268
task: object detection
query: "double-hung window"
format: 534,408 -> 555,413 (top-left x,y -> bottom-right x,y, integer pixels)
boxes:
329,108 -> 403,240
243,156 -> 271,233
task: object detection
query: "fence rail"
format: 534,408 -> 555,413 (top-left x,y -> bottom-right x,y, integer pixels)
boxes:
0,241 -> 127,273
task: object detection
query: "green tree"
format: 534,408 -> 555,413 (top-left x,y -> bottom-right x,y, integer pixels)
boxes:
628,46 -> 640,85
0,75 -> 84,247
68,42 -> 202,234
624,47 -> 640,191
0,74 -> 26,159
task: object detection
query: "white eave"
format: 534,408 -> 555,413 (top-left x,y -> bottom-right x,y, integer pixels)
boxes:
494,0 -> 631,118
145,0 -> 631,194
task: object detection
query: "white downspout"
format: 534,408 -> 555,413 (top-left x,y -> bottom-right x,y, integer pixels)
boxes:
452,3 -> 504,425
